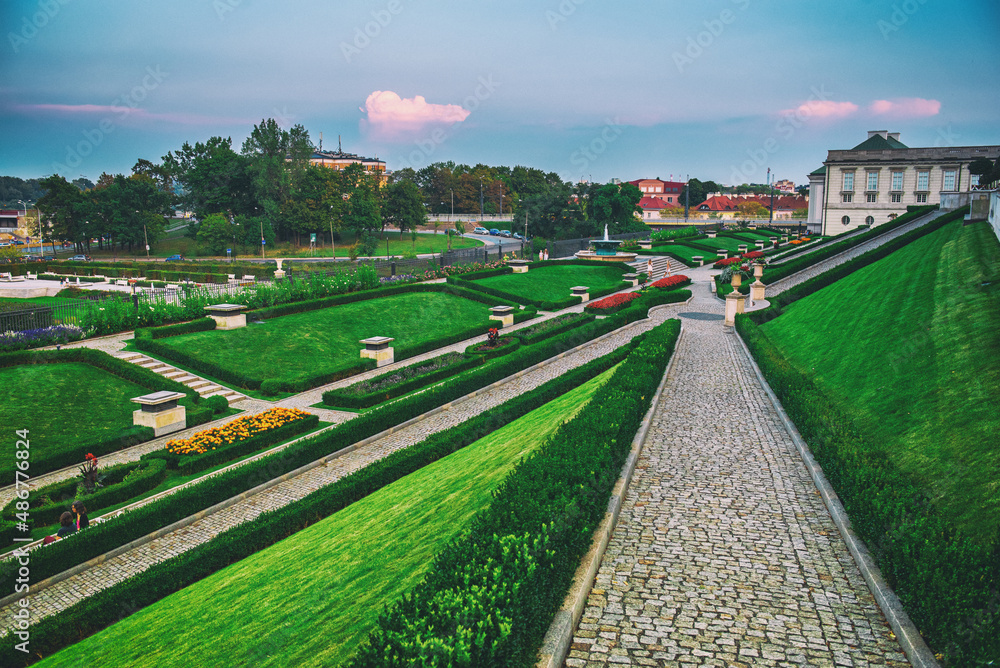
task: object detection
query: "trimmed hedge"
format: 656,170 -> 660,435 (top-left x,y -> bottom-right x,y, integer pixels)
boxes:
134,318 -> 215,340
0,325 -> 648,667
512,313 -> 595,346
447,260 -> 631,309
322,354 -> 484,410
464,335 -> 521,360
737,206 -> 998,666
349,319 -> 683,666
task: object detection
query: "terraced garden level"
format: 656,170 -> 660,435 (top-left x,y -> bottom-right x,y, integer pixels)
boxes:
471,264 -> 625,303
34,366 -> 616,667
759,219 -> 1000,539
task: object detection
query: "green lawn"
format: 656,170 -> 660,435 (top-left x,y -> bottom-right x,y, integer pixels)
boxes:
473,264 -> 625,302
651,243 -> 720,264
156,291 -> 492,385
37,366 -> 615,667
0,362 -> 148,460
760,220 -> 1000,539
0,296 -> 81,307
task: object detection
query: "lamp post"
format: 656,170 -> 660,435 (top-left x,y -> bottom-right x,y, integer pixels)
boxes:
479,177 -> 484,223
768,168 -> 775,226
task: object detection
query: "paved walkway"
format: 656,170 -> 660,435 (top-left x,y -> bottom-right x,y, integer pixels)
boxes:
565,276 -> 910,667
0,290 -> 672,633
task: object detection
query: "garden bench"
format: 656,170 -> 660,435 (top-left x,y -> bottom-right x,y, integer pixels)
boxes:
115,279 -> 128,286
242,275 -> 255,283
166,283 -> 180,291
227,274 -> 237,283
0,273 -> 24,282
26,272 -> 37,280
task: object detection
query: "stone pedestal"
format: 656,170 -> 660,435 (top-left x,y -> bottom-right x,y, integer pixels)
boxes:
132,391 -> 187,437
751,280 -> 766,301
692,256 -> 704,267
489,305 -> 515,327
204,303 -> 247,329
724,290 -> 745,327
755,241 -> 765,250
707,231 -> 717,238
508,259 -> 529,273
571,286 -> 589,302
769,237 -> 778,245
623,273 -> 639,287
360,336 -> 395,367
638,240 -> 652,250
274,258 -> 286,280
737,244 -> 748,253
781,234 -> 789,242
717,249 -> 728,259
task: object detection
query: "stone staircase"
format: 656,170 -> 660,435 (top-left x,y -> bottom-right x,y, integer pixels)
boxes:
630,255 -> 692,279
115,351 -> 247,404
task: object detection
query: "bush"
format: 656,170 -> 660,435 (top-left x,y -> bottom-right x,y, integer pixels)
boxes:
322,353 -> 483,410
135,318 -> 215,340
512,313 -> 595,345
464,335 -> 521,360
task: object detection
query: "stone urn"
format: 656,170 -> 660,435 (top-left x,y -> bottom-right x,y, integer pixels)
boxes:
274,258 -> 286,280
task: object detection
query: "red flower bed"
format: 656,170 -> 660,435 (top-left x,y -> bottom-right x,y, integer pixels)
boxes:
743,251 -> 764,259
587,291 -> 640,310
714,256 -> 742,267
650,274 -> 689,289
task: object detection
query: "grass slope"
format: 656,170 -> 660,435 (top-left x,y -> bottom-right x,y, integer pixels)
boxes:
37,366 -> 615,668
760,220 -> 1000,538
156,291 -> 490,383
0,362 -> 147,457
473,264 -> 624,302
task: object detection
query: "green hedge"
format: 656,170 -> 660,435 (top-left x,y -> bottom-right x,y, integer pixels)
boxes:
763,205 -> 936,284
737,206 -> 997,666
447,260 -> 630,309
134,318 -> 216,340
322,354 -> 484,410
349,318 -> 682,666
512,313 -> 595,346
464,335 -> 521,360
0,326 -> 647,667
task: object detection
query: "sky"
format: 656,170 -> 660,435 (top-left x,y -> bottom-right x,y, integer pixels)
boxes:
2,0 -> 998,189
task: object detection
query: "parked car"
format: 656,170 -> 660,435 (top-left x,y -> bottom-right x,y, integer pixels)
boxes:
499,230 -> 512,238
489,228 -> 500,236
512,232 -> 523,240
473,226 -> 489,235
68,254 -> 91,261
165,254 -> 184,262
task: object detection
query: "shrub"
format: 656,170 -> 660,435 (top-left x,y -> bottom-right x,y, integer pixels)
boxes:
322,353 -> 483,410
649,275 -> 690,290
584,291 -> 640,313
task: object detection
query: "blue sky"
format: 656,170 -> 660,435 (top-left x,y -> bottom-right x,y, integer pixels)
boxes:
2,0 -> 998,188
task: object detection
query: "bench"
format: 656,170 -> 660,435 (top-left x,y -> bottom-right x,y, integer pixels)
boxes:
115,279 -> 128,286
0,273 -> 24,282
26,272 -> 37,280
166,283 -> 180,291
242,275 -> 255,283
227,274 -> 237,283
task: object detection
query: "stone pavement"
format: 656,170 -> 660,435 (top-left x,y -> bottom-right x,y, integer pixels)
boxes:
565,278 -> 910,667
0,289 -> 673,634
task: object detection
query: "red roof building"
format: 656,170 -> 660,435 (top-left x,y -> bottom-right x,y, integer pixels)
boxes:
693,194 -> 807,220
627,178 -> 686,204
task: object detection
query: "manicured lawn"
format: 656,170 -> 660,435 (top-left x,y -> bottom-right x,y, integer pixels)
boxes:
0,296 -> 80,307
699,236 -> 757,253
760,220 -> 1000,539
650,243 -> 719,264
37,366 -> 616,667
473,264 -> 625,302
0,362 -> 148,460
156,291 -> 492,385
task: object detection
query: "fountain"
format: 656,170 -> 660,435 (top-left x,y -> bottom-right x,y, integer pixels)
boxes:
575,225 -> 638,262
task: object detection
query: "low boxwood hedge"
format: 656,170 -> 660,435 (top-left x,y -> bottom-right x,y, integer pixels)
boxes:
0,325 -> 648,667
512,313 -> 595,346
134,318 -> 215,340
464,335 -> 521,360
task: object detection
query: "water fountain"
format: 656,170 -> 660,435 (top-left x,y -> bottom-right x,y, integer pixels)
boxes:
574,225 -> 638,262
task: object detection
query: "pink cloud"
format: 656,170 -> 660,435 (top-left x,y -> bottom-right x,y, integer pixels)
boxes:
869,98 -> 941,117
781,100 -> 859,119
361,90 -> 470,141
15,103 -> 250,125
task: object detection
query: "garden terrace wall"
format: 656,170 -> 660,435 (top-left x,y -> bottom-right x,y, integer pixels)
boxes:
0,331 -> 646,667
736,206 -> 996,665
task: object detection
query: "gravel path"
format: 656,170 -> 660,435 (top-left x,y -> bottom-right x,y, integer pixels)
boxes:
565,280 -> 910,667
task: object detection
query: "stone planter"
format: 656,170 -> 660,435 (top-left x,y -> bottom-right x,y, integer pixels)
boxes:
132,391 -> 187,437
360,336 -> 395,367
489,305 -> 515,327
204,303 -> 246,329
571,285 -> 589,302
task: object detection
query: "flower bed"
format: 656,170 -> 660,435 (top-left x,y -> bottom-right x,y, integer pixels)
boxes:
649,274 -> 689,289
166,407 -> 311,456
0,325 -> 86,352
584,291 -> 640,313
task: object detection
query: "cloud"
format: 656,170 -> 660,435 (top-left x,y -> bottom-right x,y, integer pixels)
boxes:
360,90 -> 470,141
14,103 -> 250,125
869,97 -> 941,117
781,100 -> 859,119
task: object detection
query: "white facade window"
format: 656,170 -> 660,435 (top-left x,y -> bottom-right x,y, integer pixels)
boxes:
916,193 -> 928,203
891,193 -> 902,203
842,193 -> 853,203
866,193 -> 877,203
943,170 -> 956,191
971,174 -> 981,186
843,172 -> 854,191
917,171 -> 929,191
891,171 -> 903,191
866,172 -> 879,191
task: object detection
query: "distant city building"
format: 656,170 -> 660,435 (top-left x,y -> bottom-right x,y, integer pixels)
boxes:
627,178 -> 686,205
309,145 -> 387,185
637,196 -> 678,220
0,210 -> 19,233
773,179 -> 796,193
809,130 -> 1000,234
692,193 -> 807,220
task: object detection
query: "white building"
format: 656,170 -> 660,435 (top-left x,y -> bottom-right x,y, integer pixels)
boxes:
808,131 -> 1000,235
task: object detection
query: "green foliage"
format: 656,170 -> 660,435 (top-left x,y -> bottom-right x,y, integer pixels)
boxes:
649,225 -> 699,242
194,213 -> 233,255
323,353 -> 483,409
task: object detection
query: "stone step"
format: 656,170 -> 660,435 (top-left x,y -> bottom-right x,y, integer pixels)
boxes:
204,389 -> 246,404
186,380 -> 212,390
161,370 -> 188,379
146,364 -> 174,373
195,384 -> 223,395
137,361 -> 163,369
172,375 -> 199,384
116,352 -> 145,362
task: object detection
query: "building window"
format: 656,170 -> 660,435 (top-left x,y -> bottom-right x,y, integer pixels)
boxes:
842,215 -> 850,225
891,193 -> 902,203
866,193 -> 877,203
943,170 -> 956,191
866,171 -> 879,191
865,215 -> 874,225
842,193 -> 853,203
917,171 -> 929,191
971,174 -> 981,186
891,171 -> 903,191
843,172 -> 854,191
916,193 -> 928,203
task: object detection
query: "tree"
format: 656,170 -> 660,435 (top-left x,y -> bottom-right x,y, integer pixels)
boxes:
681,178 -> 720,209
520,184 -> 588,240
737,201 -> 768,219
162,136 -> 253,219
382,181 -> 427,239
36,175 -> 87,250
591,182 -> 645,234
241,119 -> 313,240
195,213 -> 233,255
970,157 -> 998,187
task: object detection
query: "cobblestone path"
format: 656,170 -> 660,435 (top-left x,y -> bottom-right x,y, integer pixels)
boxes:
565,280 -> 910,667
767,211 -> 939,295
0,299 -> 669,633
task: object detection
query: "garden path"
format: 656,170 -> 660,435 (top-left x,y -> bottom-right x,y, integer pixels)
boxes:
565,277 -> 910,667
